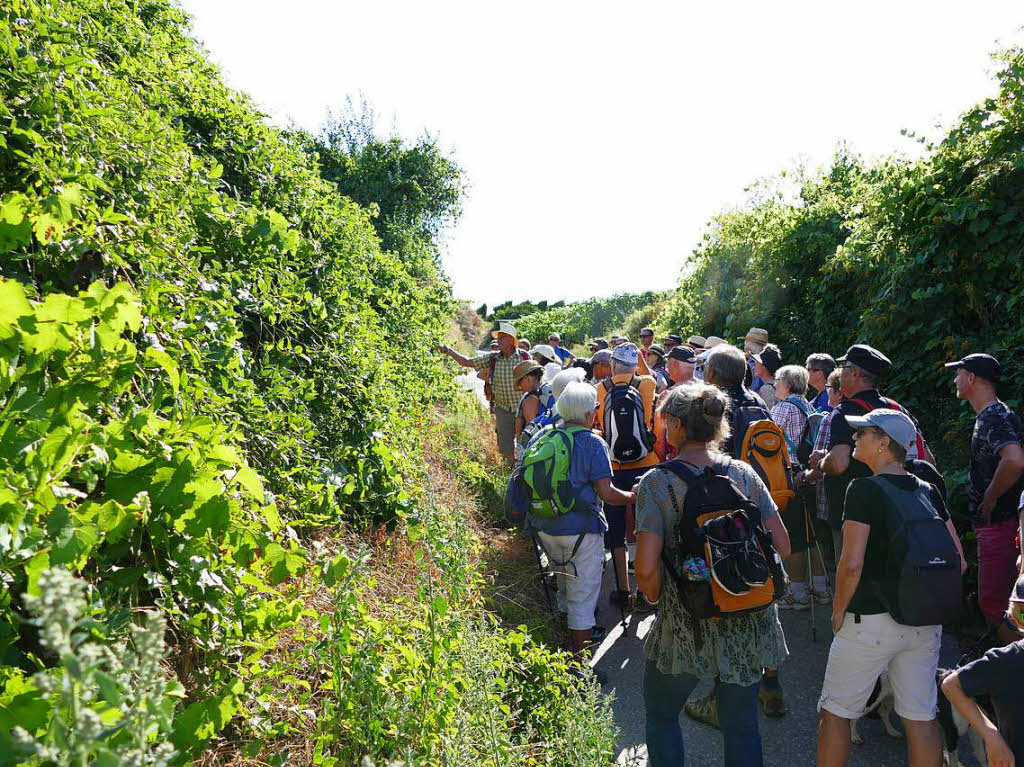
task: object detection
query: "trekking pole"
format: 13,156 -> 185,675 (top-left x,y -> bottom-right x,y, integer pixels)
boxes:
531,534 -> 555,611
805,496 -> 817,643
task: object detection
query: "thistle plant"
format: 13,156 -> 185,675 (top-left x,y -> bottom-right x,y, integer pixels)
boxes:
12,568 -> 180,767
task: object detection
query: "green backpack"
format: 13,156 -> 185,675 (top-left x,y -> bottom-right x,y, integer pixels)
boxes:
521,425 -> 586,518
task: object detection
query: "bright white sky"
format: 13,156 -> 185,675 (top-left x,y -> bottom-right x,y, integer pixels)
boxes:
179,1 -> 1022,309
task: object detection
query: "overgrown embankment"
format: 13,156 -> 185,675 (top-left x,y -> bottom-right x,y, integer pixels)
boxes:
0,2 -> 616,764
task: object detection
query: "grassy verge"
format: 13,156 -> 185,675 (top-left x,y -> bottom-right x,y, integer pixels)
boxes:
192,389 -> 615,766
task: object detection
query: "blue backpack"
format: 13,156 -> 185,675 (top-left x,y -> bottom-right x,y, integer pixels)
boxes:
781,395 -> 824,467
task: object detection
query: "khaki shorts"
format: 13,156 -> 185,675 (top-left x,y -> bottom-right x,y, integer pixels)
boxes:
536,532 -> 604,631
818,611 -> 941,721
494,406 -> 516,458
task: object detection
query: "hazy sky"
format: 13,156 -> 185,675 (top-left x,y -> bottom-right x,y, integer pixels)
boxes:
179,1 -> 1023,308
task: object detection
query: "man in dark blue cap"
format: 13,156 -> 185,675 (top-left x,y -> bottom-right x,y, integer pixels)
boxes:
820,344 -> 934,560
947,353 -> 1024,641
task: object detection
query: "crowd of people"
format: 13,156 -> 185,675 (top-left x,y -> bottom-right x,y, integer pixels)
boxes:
439,324 -> 1024,767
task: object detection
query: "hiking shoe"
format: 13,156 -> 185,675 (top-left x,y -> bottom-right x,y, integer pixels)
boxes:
610,589 -> 632,609
759,684 -> 786,717
684,689 -> 719,729
777,590 -> 810,610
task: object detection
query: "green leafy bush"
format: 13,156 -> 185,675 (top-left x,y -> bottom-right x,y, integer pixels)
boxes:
515,292 -> 664,349
666,47 -> 1024,509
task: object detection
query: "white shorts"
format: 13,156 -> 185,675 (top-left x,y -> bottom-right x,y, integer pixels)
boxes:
818,612 -> 941,721
535,532 -> 604,631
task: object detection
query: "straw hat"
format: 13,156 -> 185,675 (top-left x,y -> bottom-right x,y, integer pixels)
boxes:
744,327 -> 769,355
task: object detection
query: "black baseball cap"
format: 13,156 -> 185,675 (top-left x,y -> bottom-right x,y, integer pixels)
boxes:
589,338 -> 609,350
944,353 -> 1000,383
837,344 -> 891,376
647,343 -> 666,359
663,333 -> 683,345
667,345 -> 697,363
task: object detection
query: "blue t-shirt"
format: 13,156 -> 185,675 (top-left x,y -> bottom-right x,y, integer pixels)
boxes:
527,428 -> 611,536
553,345 -> 573,364
811,390 -> 833,413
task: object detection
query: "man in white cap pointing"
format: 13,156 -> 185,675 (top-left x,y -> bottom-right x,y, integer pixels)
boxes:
440,320 -> 528,463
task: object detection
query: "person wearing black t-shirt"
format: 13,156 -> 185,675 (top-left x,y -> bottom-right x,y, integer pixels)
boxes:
946,353 -> 1024,641
818,408 -> 961,767
821,344 -> 934,554
942,574 -> 1024,767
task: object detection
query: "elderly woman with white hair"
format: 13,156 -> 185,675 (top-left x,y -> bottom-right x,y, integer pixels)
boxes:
769,364 -> 831,612
527,381 -> 637,674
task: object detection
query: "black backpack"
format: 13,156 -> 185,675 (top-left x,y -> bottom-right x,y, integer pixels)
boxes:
600,376 -> 656,463
870,475 -> 963,626
730,391 -> 771,460
659,460 -> 788,631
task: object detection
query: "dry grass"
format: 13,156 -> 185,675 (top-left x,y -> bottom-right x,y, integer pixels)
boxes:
194,391 -> 563,766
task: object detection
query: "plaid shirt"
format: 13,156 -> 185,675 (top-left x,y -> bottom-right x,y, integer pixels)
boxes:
811,411 -> 834,521
472,351 -> 522,411
769,399 -> 808,453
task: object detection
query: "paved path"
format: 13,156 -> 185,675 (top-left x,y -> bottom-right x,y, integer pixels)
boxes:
588,559 -> 980,766
457,371 -> 489,408
454,373 -> 982,765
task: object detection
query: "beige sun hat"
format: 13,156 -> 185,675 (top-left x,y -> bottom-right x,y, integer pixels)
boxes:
513,359 -> 543,384
744,327 -> 769,354
686,335 -> 707,350
531,344 -> 559,364
704,335 -> 726,349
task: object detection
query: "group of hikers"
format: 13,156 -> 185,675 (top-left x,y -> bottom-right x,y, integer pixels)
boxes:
438,325 -> 1024,767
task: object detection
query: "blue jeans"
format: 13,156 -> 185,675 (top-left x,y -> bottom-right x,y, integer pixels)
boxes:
643,660 -> 763,767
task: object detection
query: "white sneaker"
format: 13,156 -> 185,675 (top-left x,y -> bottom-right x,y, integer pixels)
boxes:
777,590 -> 810,610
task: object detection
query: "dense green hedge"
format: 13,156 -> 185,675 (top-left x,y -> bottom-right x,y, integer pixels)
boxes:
664,48 -> 1024,506
0,2 -> 616,764
513,292 -> 665,349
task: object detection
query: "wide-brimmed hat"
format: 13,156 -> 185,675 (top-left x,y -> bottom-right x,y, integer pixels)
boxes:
744,327 -> 769,354
647,343 -> 666,361
513,360 -> 543,384
531,344 -> 559,364
753,344 -> 783,375
686,335 -> 707,350
492,320 -> 518,344
704,335 -> 726,349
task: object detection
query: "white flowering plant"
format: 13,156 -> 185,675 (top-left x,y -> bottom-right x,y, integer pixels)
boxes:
10,568 -> 183,767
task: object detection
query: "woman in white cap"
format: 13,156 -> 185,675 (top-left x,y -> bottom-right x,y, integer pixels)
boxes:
817,409 -> 964,767
531,344 -> 564,382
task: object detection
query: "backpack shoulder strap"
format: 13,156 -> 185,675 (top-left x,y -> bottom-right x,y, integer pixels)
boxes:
657,460 -> 702,485
846,397 -> 876,413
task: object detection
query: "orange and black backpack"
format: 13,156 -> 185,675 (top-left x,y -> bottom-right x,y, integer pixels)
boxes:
659,459 -> 788,645
738,419 -> 797,512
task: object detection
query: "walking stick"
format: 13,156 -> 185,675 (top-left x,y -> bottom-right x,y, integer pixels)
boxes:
805,494 -> 817,643
531,534 -> 556,611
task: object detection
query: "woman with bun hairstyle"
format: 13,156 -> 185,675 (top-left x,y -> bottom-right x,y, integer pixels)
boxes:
634,381 -> 791,767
